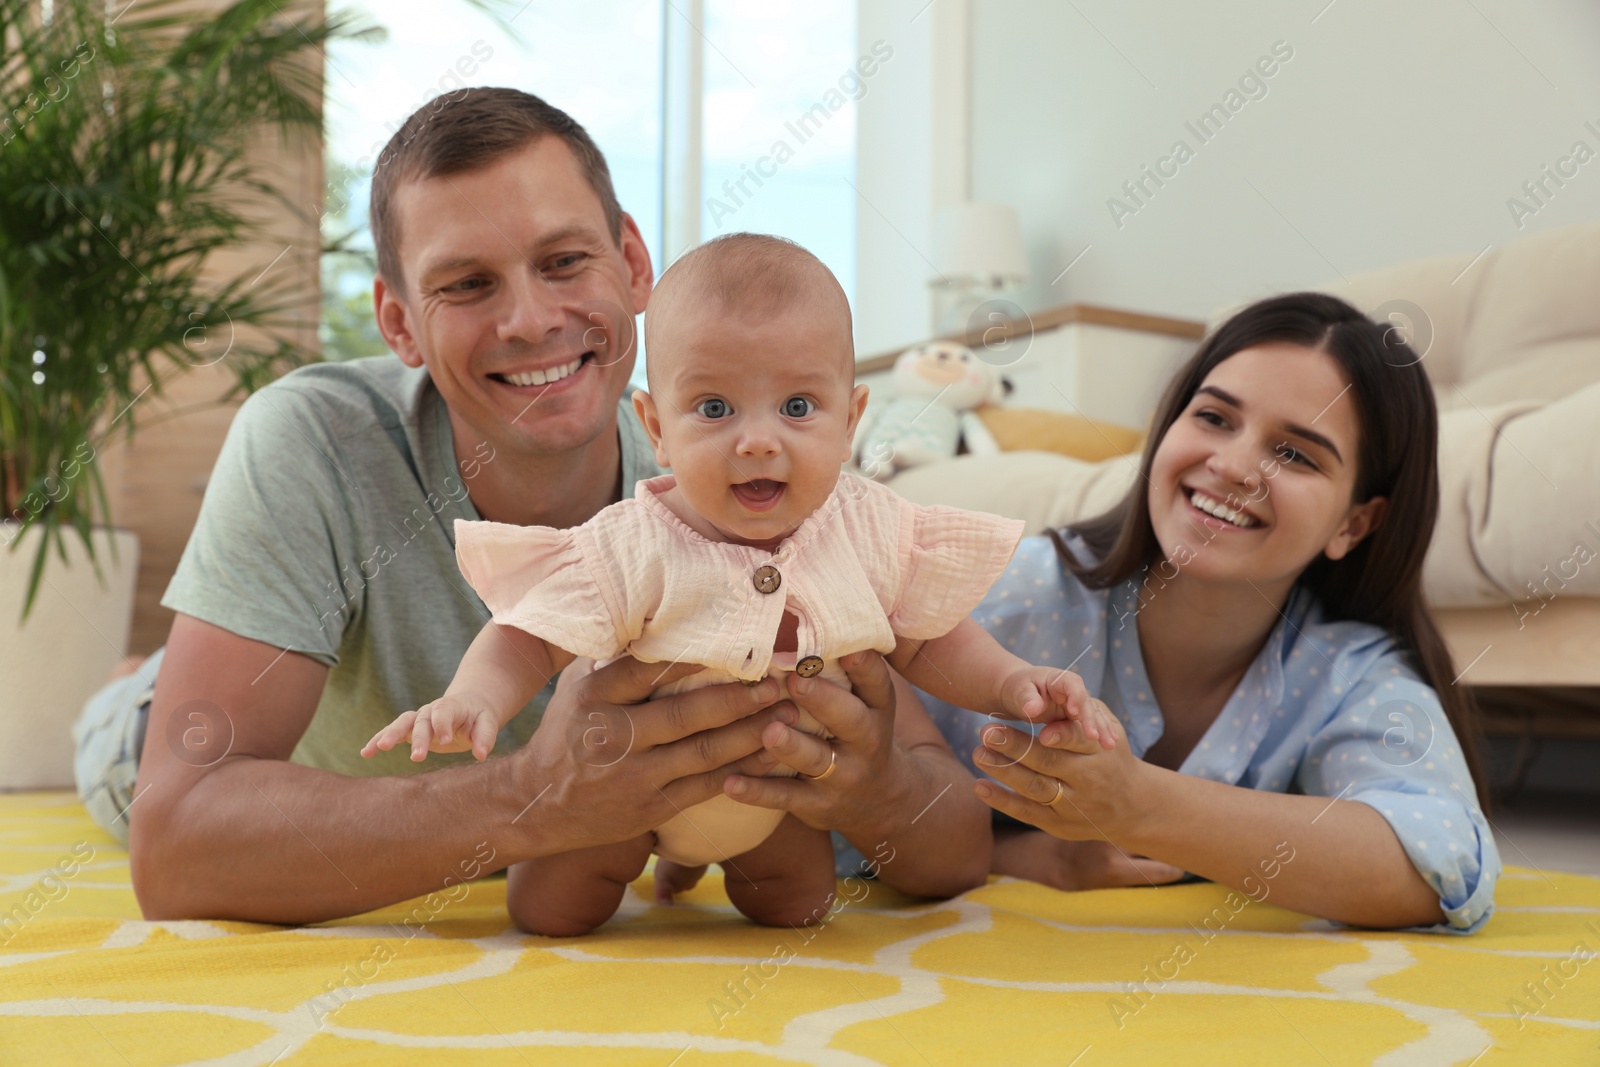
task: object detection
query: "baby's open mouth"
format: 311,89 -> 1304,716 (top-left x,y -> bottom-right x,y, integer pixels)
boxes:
731,479 -> 786,511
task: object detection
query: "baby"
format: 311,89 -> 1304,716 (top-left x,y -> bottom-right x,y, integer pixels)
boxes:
363,233 -> 1115,936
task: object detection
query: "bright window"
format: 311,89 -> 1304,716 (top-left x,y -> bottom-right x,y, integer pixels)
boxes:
699,0 -> 858,304
322,3 -> 857,374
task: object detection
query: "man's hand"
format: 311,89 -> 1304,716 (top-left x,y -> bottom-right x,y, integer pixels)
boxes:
362,694 -> 502,762
511,656 -> 790,857
725,653 -> 994,899
721,651 -> 900,837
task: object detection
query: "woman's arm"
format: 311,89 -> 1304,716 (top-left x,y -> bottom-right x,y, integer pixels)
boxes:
975,719 -> 1446,929
725,653 -> 992,898
1125,770 -> 1442,927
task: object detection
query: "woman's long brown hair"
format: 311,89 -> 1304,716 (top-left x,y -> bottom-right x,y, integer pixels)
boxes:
1049,292 -> 1488,810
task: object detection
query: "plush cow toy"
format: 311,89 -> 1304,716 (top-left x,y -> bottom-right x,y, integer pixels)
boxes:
855,341 -> 1005,481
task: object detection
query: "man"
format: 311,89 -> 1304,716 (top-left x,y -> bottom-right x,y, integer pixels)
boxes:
74,88 -> 987,924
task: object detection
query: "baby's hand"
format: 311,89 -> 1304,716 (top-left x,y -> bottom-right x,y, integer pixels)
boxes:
999,665 -> 1116,750
1040,696 -> 1126,755
360,694 -> 502,762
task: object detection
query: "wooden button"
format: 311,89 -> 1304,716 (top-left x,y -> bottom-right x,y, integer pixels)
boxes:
753,564 -> 782,594
795,656 -> 824,678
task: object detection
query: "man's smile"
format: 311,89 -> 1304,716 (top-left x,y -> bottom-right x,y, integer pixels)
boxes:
487,352 -> 596,392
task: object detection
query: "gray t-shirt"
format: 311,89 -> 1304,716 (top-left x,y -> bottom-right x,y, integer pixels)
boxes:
162,355 -> 665,777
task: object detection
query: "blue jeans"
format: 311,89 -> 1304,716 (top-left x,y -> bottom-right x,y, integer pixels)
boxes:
71,649 -> 163,844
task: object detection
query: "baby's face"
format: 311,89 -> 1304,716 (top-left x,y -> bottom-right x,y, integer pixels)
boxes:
635,300 -> 867,550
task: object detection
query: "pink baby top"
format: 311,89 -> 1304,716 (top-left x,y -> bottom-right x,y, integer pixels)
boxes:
455,472 -> 1025,683
452,471 -> 1025,864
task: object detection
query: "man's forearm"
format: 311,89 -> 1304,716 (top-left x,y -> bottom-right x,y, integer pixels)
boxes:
133,755 -> 549,924
134,619 -> 783,925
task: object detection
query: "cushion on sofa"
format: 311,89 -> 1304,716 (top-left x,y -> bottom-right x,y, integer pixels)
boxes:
974,407 -> 1146,461
888,449 -> 1137,536
1426,397 -> 1549,606
1448,379 -> 1600,606
1458,220 -> 1600,401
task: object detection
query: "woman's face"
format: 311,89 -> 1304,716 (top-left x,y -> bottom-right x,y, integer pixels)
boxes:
1146,343 -> 1386,590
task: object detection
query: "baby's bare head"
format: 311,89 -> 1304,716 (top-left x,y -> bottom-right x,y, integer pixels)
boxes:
644,233 -> 853,391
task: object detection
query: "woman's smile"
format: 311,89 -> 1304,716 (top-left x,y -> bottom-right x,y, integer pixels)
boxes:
1181,485 -> 1265,531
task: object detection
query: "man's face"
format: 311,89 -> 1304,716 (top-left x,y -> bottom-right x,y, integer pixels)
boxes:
374,138 -> 652,460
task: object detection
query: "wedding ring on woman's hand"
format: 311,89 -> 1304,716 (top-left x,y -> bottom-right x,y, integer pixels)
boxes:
1046,779 -> 1066,807
805,748 -> 838,781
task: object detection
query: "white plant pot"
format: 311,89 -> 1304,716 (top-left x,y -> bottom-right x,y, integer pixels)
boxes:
0,523 -> 139,789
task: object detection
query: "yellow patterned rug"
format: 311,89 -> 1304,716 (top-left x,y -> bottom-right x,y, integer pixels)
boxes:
3,790 -> 1598,1065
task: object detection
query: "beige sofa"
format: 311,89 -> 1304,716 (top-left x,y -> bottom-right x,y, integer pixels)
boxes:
886,220 -> 1600,715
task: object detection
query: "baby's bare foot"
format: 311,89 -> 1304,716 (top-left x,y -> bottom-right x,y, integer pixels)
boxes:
653,858 -> 709,903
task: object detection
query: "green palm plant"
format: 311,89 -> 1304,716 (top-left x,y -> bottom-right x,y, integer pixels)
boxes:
0,0 -> 380,616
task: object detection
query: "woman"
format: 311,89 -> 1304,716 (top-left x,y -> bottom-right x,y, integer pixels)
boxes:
923,292 -> 1499,932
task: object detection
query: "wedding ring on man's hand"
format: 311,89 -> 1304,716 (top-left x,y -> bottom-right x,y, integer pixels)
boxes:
1046,779 -> 1066,807
805,748 -> 838,781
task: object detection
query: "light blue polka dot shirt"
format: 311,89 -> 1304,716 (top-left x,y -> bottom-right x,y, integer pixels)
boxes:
920,535 -> 1502,934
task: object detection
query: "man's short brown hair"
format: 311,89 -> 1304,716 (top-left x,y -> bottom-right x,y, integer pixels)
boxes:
368,87 -> 624,289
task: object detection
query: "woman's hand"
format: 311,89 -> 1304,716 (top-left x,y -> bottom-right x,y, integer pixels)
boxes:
972,699 -> 1154,842
993,827 -> 1185,890
976,704 -> 1184,890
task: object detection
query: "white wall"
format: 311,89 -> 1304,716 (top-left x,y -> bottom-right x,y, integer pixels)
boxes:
854,0 -> 969,358
859,0 -> 1600,351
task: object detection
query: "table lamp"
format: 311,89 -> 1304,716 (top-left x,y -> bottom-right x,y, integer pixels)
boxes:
928,202 -> 1029,336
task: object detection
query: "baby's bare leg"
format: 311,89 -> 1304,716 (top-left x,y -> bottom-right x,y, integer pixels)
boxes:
721,813 -> 838,928
506,833 -> 654,937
